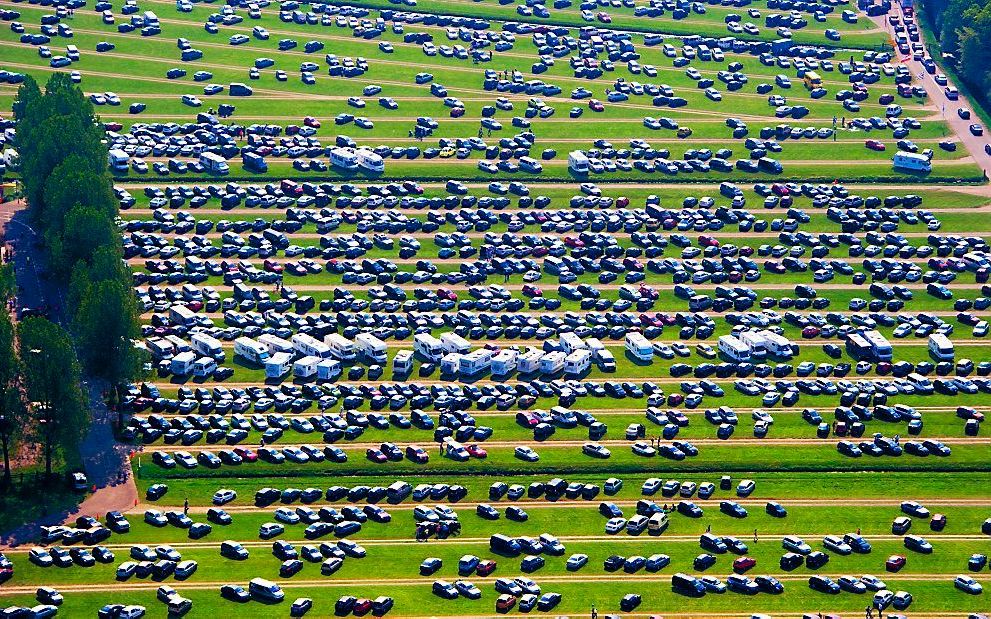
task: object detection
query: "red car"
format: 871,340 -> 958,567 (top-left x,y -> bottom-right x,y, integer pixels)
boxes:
521,285 -> 542,297
866,139 -> 886,151
233,448 -> 257,463
801,326 -> 820,338
303,116 -> 321,128
589,99 -> 604,112
352,598 -> 373,616
698,235 -> 720,247
885,554 -> 906,572
365,449 -> 387,464
733,556 -> 756,573
563,236 -> 584,248
466,444 -> 488,459
405,446 -> 429,464
263,260 -> 284,274
436,288 -> 457,301
476,559 -> 497,576
495,594 -> 517,613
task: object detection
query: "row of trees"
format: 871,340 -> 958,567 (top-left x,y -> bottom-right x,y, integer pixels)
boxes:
923,0 -> 991,106
0,74 -> 142,484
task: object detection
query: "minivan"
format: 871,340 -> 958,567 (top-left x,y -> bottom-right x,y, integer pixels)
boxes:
248,578 -> 284,602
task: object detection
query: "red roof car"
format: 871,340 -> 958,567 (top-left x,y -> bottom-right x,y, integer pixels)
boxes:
885,554 -> 906,572
865,139 -> 886,151
733,556 -> 757,573
466,444 -> 488,459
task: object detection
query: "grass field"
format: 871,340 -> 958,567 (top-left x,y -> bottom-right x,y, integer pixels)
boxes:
1,0 -> 989,616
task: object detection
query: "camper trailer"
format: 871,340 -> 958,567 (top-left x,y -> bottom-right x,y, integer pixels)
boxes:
170,351 -> 196,376
625,332 -> 653,361
392,350 -> 414,374
294,355 -> 320,379
234,338 -> 270,365
258,333 -> 294,356
191,333 -> 224,361
292,333 -> 331,359
413,333 -> 444,362
355,333 -> 387,364
564,349 -> 592,376
491,349 -> 518,375
323,334 -> 357,362
459,349 -> 494,376
440,353 -> 462,375
265,352 -> 293,379
440,333 -> 471,355
329,147 -> 359,170
540,351 -> 566,375
928,333 -> 954,361
517,349 -> 543,374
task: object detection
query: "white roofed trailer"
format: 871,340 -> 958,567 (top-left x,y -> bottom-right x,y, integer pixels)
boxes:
459,348 -> 494,376
170,351 -> 196,375
559,332 -> 586,354
440,352 -> 462,375
625,332 -> 653,361
491,349 -> 518,375
517,349 -> 543,374
265,352 -> 293,379
294,355 -> 321,378
540,350 -> 566,375
169,305 -> 197,327
718,334 -> 752,362
330,147 -> 359,170
564,349 -> 592,376
317,358 -> 342,381
292,333 -> 331,359
192,356 -> 217,378
758,330 -> 794,358
258,333 -> 294,356
392,350 -> 414,374
440,332 -> 471,355
357,148 -> 385,173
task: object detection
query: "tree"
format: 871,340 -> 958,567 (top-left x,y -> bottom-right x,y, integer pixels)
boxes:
73,277 -> 143,394
18,318 -> 86,478
0,310 -> 23,488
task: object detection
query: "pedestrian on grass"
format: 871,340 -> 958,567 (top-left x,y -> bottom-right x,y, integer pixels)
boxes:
183,498 -> 189,515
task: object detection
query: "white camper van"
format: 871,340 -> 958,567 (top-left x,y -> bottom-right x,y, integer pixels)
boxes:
491,349 -> 518,375
258,333 -> 293,356
323,334 -> 357,362
564,349 -> 592,376
292,333 -> 331,359
234,338 -> 269,365
392,350 -> 414,374
355,333 -> 387,364
191,333 -> 224,361
625,332 -> 653,361
459,349 -> 494,376
170,351 -> 196,376
440,332 -> 471,355
293,355 -> 320,379
413,333 -> 444,362
540,351 -> 566,375
265,352 -> 293,379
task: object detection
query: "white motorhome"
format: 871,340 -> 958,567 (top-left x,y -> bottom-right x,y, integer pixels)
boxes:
568,150 -> 590,173
169,305 -> 196,327
540,351 -> 566,375
718,334 -> 751,362
191,333 -> 224,361
392,350 -> 414,374
564,349 -> 592,376
147,337 -> 176,360
356,148 -> 384,173
108,148 -> 129,172
559,332 -> 587,355
491,349 -> 518,375
323,334 -> 357,362
292,333 -> 331,359
265,352 -> 293,379
355,333 -> 387,364
893,151 -> 931,172
234,337 -> 270,365
625,332 -> 653,361
413,333 -> 444,362
459,348 -> 494,376
585,338 -> 606,354
759,330 -> 794,358
928,333 -> 954,361
317,358 -> 341,381
440,332 -> 471,355
293,355 -> 320,379
517,349 -> 543,374
166,334 -> 191,354
199,151 -> 230,174
258,333 -> 293,356
170,351 -> 196,375
192,356 -> 217,378
329,147 -> 359,170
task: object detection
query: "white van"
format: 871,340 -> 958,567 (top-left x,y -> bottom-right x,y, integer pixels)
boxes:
625,332 -> 653,361
648,511 -> 669,533
192,356 -> 217,378
317,359 -> 341,381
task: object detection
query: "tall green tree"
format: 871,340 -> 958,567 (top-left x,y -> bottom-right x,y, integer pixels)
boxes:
18,318 -> 86,478
0,310 -> 23,489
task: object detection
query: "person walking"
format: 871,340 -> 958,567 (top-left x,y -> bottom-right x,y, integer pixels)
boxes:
590,606 -> 597,619
705,523 -> 711,533
183,498 -> 189,515
753,528 -> 759,544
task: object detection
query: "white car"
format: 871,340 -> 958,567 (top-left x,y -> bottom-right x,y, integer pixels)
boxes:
514,446 -> 539,461
604,517 -> 627,534
954,575 -> 983,594
274,507 -> 300,524
631,441 -> 656,457
180,94 -> 202,107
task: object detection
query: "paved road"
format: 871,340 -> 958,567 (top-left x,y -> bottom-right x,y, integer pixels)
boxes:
867,8 -> 991,177
0,199 -> 138,545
